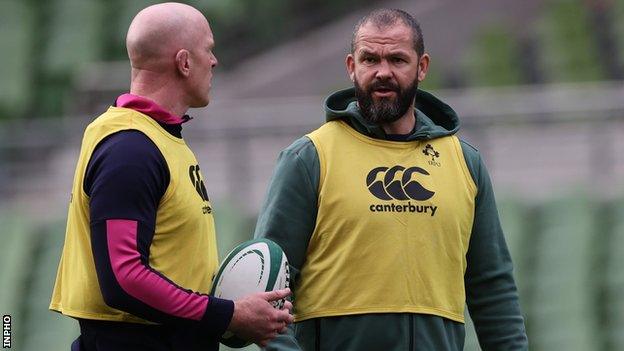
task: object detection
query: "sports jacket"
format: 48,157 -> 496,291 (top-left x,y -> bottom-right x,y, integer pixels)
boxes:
255,87 -> 528,351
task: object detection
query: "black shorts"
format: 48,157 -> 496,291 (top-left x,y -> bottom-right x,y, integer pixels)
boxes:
73,319 -> 219,351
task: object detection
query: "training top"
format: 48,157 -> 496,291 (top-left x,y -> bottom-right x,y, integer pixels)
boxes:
255,87 -> 528,350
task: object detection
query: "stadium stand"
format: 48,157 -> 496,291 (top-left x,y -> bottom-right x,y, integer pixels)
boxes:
498,199 -> 531,302
19,221 -> 77,351
38,0 -> 103,116
462,199 -> 529,351
42,0 -> 101,74
605,198 -> 624,351
463,24 -> 522,87
615,0 -> 624,71
528,196 -> 600,351
586,0 -> 623,80
213,201 -> 256,261
2,0 -> 624,349
0,1 -> 34,118
536,0 -> 605,83
417,64 -> 443,91
0,213 -> 38,350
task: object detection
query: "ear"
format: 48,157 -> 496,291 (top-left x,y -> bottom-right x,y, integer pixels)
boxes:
417,53 -> 430,82
175,49 -> 191,77
346,54 -> 355,82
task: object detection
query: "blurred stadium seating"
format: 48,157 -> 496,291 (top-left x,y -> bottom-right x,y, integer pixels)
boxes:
537,0 -> 606,83
0,0 -> 35,118
605,200 -> 624,350
2,0 -> 624,350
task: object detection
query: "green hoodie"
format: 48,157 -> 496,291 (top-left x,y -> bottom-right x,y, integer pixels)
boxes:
254,88 -> 528,351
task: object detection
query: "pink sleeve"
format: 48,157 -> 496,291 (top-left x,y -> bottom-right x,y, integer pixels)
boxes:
106,219 -> 209,321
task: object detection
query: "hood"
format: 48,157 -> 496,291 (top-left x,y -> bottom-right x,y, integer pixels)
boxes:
323,87 -> 460,141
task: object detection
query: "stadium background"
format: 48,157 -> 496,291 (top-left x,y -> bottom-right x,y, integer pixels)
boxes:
1,0 -> 624,349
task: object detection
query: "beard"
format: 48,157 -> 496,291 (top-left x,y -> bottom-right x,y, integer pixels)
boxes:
354,76 -> 418,124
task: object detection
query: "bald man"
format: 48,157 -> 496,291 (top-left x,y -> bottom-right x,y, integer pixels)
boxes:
50,3 -> 292,351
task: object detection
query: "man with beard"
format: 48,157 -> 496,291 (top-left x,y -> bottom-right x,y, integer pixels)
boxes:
254,8 -> 528,351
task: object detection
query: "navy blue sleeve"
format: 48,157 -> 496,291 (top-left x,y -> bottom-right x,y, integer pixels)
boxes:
85,130 -> 168,224
85,130 -> 233,338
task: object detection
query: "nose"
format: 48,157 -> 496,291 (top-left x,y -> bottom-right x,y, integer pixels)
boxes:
375,60 -> 392,80
212,53 -> 218,68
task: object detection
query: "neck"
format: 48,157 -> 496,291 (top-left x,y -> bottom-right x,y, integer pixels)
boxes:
380,107 -> 416,135
130,70 -> 189,117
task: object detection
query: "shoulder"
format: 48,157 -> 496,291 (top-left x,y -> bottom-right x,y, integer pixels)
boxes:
85,130 -> 169,193
459,138 -> 480,158
94,130 -> 164,165
282,136 -> 317,157
458,138 -> 484,186
271,136 -> 320,187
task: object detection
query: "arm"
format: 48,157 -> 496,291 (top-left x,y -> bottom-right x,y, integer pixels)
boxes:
461,140 -> 529,350
254,136 -> 320,351
86,130 -> 233,337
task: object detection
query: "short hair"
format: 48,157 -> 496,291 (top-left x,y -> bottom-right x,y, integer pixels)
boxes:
350,9 -> 424,57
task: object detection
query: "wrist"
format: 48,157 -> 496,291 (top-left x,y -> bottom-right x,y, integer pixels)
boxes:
201,296 -> 235,337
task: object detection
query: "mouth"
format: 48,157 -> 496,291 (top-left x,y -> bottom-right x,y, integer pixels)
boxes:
372,88 -> 396,98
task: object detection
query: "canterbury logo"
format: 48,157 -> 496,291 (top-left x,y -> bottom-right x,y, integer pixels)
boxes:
366,166 -> 435,201
189,165 -> 209,202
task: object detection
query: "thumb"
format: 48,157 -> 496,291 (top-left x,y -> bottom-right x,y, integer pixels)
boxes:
263,288 -> 291,301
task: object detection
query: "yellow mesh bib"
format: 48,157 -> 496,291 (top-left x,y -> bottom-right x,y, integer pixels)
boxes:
295,121 -> 476,323
50,107 -> 219,323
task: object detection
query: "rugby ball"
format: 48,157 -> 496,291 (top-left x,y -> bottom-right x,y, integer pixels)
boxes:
211,238 -> 290,348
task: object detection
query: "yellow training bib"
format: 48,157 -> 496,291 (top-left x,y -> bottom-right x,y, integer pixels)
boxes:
50,107 -> 219,323
295,120 -> 476,323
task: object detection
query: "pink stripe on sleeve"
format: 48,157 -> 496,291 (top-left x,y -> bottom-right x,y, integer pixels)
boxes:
106,219 -> 208,321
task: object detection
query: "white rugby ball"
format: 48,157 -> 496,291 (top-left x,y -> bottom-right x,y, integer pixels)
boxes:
211,238 -> 290,348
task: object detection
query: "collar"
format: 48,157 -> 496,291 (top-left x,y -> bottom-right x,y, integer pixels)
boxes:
115,93 -> 193,124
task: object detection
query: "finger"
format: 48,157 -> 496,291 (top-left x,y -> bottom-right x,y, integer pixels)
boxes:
263,288 -> 291,301
283,300 -> 293,312
276,310 -> 294,324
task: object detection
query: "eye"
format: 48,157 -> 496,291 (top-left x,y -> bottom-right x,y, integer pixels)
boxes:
391,57 -> 407,64
362,56 -> 377,64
